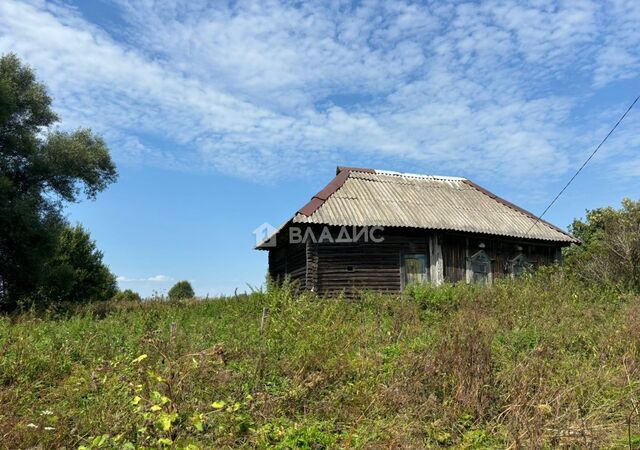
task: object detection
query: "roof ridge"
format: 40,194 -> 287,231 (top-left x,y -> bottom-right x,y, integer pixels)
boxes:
337,166 -> 468,181
373,169 -> 467,181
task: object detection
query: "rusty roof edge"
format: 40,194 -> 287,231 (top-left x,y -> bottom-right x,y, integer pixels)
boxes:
463,179 -> 579,243
298,166 -> 375,217
336,166 -> 376,175
258,167 -> 375,248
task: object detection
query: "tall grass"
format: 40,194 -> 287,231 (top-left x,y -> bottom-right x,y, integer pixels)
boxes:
1,272 -> 639,448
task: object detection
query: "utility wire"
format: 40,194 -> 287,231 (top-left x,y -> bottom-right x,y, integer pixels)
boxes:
525,93 -> 640,237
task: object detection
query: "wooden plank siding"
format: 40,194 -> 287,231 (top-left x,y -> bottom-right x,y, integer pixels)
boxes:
443,233 -> 563,282
268,225 -> 566,296
442,234 -> 467,283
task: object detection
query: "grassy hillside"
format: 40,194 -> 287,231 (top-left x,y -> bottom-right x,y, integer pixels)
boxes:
1,273 -> 639,449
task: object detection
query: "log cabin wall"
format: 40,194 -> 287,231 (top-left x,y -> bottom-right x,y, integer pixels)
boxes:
267,245 -> 286,280
268,240 -> 307,285
269,225 -> 566,295
308,226 -> 430,296
305,239 -> 318,291
314,241 -> 401,295
443,233 -> 563,282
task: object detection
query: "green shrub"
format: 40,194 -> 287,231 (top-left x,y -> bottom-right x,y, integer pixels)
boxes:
565,198 -> 640,292
168,280 -> 195,300
404,281 -> 478,312
113,289 -> 142,302
256,419 -> 337,449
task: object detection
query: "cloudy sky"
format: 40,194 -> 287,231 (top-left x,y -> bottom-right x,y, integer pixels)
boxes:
1,0 -> 639,296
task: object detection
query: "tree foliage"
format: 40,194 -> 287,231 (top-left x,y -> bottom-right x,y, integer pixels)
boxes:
168,281 -> 195,300
113,289 -> 143,302
0,53 -> 117,309
42,225 -> 117,303
565,198 -> 640,291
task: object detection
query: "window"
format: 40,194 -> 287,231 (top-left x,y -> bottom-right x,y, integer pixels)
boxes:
403,253 -> 428,286
509,253 -> 529,277
469,249 -> 491,284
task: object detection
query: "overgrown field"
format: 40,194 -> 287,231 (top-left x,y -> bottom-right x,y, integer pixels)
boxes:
2,273 -> 640,449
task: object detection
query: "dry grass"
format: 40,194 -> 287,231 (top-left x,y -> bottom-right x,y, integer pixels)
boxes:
1,273 -> 639,448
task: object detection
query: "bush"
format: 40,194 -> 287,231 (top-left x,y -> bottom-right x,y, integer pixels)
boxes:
404,281 -> 479,312
113,289 -> 142,302
168,280 -> 195,300
565,198 -> 640,292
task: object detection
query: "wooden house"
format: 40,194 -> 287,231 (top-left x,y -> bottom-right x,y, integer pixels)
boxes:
256,167 -> 578,295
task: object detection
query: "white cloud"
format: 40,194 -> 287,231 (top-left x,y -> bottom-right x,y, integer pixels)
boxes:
0,0 -> 638,190
117,274 -> 174,282
617,158 -> 640,178
147,275 -> 173,282
593,46 -> 640,87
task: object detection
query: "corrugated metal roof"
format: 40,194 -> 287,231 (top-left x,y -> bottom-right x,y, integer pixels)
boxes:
289,168 -> 577,243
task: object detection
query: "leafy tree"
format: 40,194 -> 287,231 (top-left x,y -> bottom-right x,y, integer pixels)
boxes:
168,281 -> 195,300
113,289 -> 142,302
565,198 -> 640,291
0,53 -> 117,309
42,224 -> 117,303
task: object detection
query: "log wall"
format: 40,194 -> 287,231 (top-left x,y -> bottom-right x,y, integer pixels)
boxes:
268,241 -> 307,285
268,225 -> 566,295
311,227 -> 429,296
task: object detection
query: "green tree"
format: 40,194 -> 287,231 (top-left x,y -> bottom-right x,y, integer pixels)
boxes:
168,281 -> 195,300
42,225 -> 117,303
0,53 -> 117,309
565,198 -> 640,291
113,289 -> 142,302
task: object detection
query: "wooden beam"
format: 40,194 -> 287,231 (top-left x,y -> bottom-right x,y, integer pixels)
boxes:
465,237 -> 472,283
429,234 -> 444,286
305,240 -> 318,292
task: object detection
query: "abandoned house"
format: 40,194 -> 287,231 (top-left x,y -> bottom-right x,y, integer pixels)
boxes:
256,166 -> 579,295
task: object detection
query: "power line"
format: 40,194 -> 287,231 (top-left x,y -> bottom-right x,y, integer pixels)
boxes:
525,93 -> 640,237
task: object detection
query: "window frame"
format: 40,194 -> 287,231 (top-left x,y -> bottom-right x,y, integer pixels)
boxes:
509,252 -> 530,277
469,249 -> 492,284
401,251 -> 430,288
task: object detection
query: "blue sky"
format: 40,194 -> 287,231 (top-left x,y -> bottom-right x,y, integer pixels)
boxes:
1,0 -> 639,296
